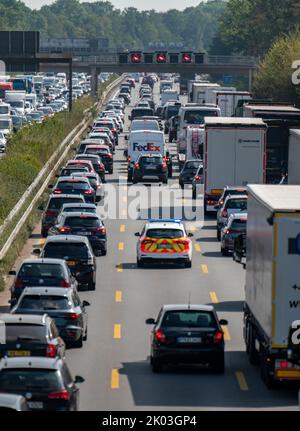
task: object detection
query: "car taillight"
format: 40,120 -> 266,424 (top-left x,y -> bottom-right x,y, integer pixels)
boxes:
107,154 -> 113,159
46,344 -> 57,358
194,175 -> 203,181
154,329 -> 166,343
53,189 -> 62,194
14,278 -> 23,288
93,227 -> 106,233
219,200 -> 224,206
59,227 -> 72,233
128,156 -> 131,162
222,209 -> 228,217
135,163 -> 140,169
162,163 -> 167,171
280,361 -> 289,368
48,390 -> 70,400
84,189 -> 93,195
213,330 -> 223,344
68,313 -> 80,320
111,129 -> 117,133
46,210 -> 57,215
225,229 -> 230,235
207,200 -> 215,205
60,279 -> 71,287
142,239 -> 153,246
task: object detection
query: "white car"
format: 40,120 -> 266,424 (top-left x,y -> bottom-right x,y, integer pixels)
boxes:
135,219 -> 193,268
0,131 -> 7,152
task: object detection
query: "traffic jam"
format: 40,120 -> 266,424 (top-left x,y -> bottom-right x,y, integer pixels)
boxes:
0,71 -> 300,411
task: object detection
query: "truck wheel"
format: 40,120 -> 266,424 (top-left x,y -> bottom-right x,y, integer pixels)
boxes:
249,325 -> 260,365
88,280 -> 96,291
221,246 -> 229,256
137,258 -> 144,268
151,358 -> 163,373
127,173 -> 132,182
184,260 -> 192,268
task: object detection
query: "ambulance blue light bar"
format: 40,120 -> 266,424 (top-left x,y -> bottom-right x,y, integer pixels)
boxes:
148,219 -> 182,224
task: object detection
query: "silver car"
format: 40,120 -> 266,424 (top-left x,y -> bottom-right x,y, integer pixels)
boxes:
220,213 -> 247,256
216,194 -> 247,240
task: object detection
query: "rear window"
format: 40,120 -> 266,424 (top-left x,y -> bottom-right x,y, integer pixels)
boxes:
162,311 -> 217,328
0,370 -> 61,392
5,324 -> 46,342
64,216 -> 100,228
226,199 -> 247,210
222,190 -> 247,200
231,219 -> 247,230
140,157 -> 162,165
19,264 -> 64,279
184,161 -> 202,171
44,243 -> 89,259
57,181 -> 89,191
132,109 -> 154,119
63,207 -> 96,213
146,229 -> 184,239
18,295 -> 71,311
48,197 -> 83,210
86,148 -> 108,154
61,167 -> 88,176
184,110 -> 219,124
166,106 -> 180,118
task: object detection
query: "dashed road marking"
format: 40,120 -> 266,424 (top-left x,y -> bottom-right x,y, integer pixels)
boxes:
201,264 -> 209,274
117,264 -> 123,273
209,291 -> 219,303
114,324 -> 121,339
120,224 -> 126,233
235,371 -> 249,391
118,242 -> 124,251
115,291 -> 122,302
111,369 -> 120,389
194,243 -> 201,253
222,325 -> 231,341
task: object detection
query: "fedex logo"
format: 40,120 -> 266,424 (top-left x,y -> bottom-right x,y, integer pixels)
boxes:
133,142 -> 160,152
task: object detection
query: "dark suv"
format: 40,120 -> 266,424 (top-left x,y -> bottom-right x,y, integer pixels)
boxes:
40,194 -> 84,237
179,160 -> 203,189
132,154 -> 168,184
37,236 -> 96,291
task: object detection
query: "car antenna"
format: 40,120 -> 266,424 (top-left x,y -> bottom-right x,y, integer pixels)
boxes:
188,292 -> 191,309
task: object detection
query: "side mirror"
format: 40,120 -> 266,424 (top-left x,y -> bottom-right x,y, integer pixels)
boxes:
219,319 -> 228,326
74,375 -> 85,384
9,270 -> 16,276
48,184 -> 53,189
33,248 -> 41,255
82,300 -> 90,307
134,232 -> 140,237
145,318 -> 156,325
37,205 -> 44,211
55,174 -> 59,178
124,135 -> 128,141
188,233 -> 194,238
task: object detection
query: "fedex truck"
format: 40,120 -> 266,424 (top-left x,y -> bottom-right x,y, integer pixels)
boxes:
127,130 -> 165,181
244,185 -> 300,388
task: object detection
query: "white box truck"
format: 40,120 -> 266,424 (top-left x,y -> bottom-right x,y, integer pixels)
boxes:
161,90 -> 179,106
206,87 -> 236,105
192,83 -> 220,104
244,184 -> 300,387
212,91 -> 252,117
203,117 -> 267,214
127,130 -> 165,181
5,91 -> 26,116
288,129 -> 300,184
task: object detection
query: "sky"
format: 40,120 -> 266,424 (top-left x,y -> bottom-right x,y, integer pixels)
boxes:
23,0 -> 203,11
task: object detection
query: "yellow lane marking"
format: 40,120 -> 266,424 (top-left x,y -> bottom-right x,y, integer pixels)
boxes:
114,324 -> 121,339
118,242 -> 124,251
115,291 -> 122,302
209,291 -> 219,304
201,264 -> 209,274
120,224 -> 126,233
189,225 -> 197,232
117,264 -> 123,273
111,369 -> 120,389
235,371 -> 249,391
194,243 -> 201,252
222,325 -> 231,341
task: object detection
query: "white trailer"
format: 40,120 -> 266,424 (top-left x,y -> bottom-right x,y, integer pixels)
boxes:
288,129 -> 300,184
211,91 -> 252,117
5,91 -> 26,116
244,184 -> 300,387
161,90 -> 179,106
203,117 -> 266,214
192,83 -> 220,104
206,87 -> 236,105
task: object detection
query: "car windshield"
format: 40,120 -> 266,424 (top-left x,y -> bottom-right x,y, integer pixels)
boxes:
0,107 -> 9,115
226,199 -> 247,210
64,216 -> 100,228
5,324 -> 46,342
184,110 -> 219,124
9,101 -> 23,108
18,295 -> 71,311
184,161 -> 202,171
61,168 -> 88,176
57,181 -> 89,191
166,106 -> 180,118
146,229 -> 184,239
19,264 -> 64,279
162,311 -> 217,328
0,120 -> 10,129
86,148 -> 108,155
48,197 -> 83,210
44,243 -> 89,259
0,370 -> 61,392
140,157 -> 162,165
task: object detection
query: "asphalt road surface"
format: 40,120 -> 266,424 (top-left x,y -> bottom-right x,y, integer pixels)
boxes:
4,81 -> 299,410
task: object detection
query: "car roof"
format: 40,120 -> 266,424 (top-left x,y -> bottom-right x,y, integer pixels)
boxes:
20,258 -> 67,266
48,194 -> 83,200
145,219 -> 184,230
0,313 -> 49,325
19,287 -> 73,297
56,176 -> 89,182
62,211 -> 99,218
229,212 -> 248,220
225,194 -> 248,202
44,235 -> 90,244
61,203 -> 96,209
162,304 -> 215,312
0,357 -> 64,370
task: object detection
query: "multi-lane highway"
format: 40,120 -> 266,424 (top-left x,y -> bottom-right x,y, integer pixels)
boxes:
2,81 -> 299,411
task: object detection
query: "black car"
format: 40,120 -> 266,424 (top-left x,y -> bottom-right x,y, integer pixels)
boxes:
146,304 -> 228,373
37,236 -> 96,290
179,160 -> 203,189
49,177 -> 96,204
74,154 -> 106,182
49,212 -> 107,256
132,154 -> 168,184
39,194 -> 85,237
130,107 -> 154,121
84,145 -> 113,174
0,357 -> 84,411
0,314 -> 65,359
12,287 -> 90,348
191,164 -> 204,199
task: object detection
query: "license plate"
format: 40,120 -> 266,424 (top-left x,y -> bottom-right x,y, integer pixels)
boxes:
28,402 -> 43,409
177,337 -> 202,343
67,261 -> 76,267
79,231 -> 91,236
158,244 -> 173,249
7,350 -> 31,357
